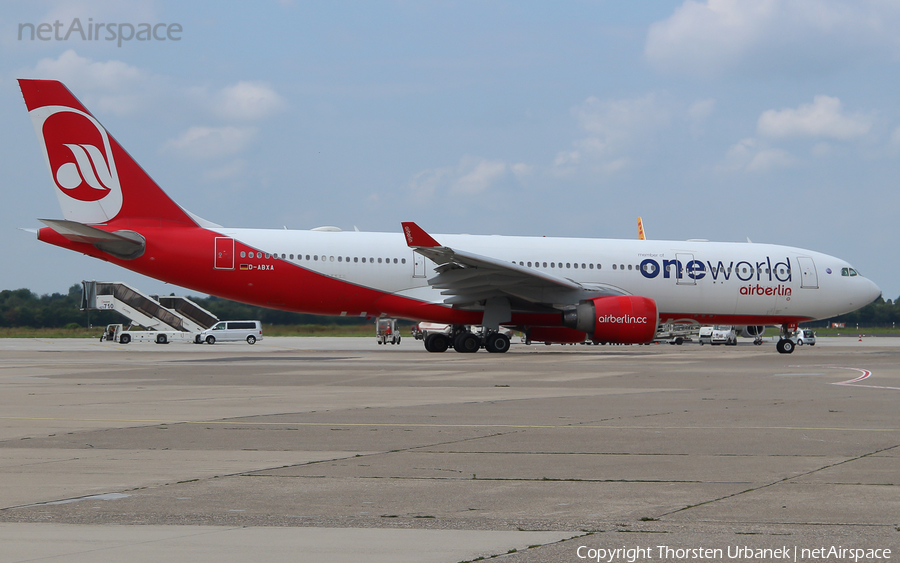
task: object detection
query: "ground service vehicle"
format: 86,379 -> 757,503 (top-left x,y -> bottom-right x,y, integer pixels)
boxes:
791,328 -> 816,346
699,326 -> 738,346
198,321 -> 263,344
101,323 -> 198,344
376,318 -> 401,345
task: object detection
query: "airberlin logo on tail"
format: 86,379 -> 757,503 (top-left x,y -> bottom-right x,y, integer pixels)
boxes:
41,109 -> 119,202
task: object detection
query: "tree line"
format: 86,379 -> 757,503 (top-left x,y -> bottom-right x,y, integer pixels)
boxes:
0,284 -> 370,328
1,284 -> 898,329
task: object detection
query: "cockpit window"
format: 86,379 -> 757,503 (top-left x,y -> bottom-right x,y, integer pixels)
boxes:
849,268 -> 858,276
841,267 -> 860,277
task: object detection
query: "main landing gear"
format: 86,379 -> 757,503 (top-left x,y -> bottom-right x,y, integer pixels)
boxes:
775,324 -> 795,354
423,326 -> 510,354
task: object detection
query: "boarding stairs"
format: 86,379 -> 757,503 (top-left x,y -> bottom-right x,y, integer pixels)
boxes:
80,281 -> 218,332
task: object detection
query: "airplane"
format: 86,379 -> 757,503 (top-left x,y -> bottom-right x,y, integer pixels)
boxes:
18,79 -> 882,354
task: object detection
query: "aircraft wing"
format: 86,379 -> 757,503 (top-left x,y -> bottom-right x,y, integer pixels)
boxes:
401,222 -> 624,308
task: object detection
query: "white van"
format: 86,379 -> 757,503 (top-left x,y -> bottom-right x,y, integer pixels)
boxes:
698,326 -> 737,345
199,320 -> 263,344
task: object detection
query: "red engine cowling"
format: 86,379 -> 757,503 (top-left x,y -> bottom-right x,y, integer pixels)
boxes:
561,295 -> 658,344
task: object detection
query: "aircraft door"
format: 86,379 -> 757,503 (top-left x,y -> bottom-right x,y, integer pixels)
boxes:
797,256 -> 818,289
413,252 -> 426,278
676,253 -> 695,285
214,237 -> 234,270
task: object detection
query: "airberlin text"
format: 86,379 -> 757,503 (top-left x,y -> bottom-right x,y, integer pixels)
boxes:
597,315 -> 648,324
18,18 -> 182,47
576,544 -> 891,562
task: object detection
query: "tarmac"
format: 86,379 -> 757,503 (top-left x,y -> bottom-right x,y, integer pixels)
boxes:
0,336 -> 897,562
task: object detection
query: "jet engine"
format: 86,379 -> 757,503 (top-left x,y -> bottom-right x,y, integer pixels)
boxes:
561,295 -> 658,344
738,325 -> 766,338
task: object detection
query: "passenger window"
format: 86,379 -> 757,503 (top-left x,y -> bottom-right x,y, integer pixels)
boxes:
393,258 -> 398,264
305,255 -> 310,261
543,262 -> 547,268
256,252 -> 262,259
402,258 -> 406,264
378,258 -> 382,264
338,256 -> 342,262
589,264 -> 594,269
628,265 -> 632,270
612,264 -> 617,270
354,257 -> 359,263
597,264 -> 601,269
289,254 -> 294,260
370,257 -> 374,263
314,255 -> 318,261
620,264 -> 624,270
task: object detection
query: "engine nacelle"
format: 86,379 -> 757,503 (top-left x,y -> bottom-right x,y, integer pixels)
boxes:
561,295 -> 658,344
739,325 -> 766,338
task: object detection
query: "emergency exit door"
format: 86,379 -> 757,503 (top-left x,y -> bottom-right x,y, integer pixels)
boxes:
797,256 -> 818,289
215,237 -> 234,270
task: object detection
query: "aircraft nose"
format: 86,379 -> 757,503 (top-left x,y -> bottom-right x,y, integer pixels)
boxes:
863,279 -> 882,305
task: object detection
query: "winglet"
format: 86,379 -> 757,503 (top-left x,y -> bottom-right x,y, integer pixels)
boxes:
637,217 -> 646,240
401,222 -> 441,248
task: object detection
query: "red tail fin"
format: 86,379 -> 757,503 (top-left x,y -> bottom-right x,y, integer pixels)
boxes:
19,79 -> 196,227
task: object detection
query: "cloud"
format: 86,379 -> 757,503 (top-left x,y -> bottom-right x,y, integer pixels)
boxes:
409,156 -> 529,200
28,50 -> 153,116
645,0 -> 900,77
757,95 -> 872,140
212,81 -> 286,121
553,94 -> 669,174
688,98 -> 716,122
163,126 -> 257,159
746,147 -> 795,172
723,137 -> 796,172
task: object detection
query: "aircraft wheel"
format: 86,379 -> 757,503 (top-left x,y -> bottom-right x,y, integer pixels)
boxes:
119,334 -> 131,345
454,332 -> 480,353
776,339 -> 795,354
206,335 -> 216,345
485,333 -> 510,353
425,333 -> 449,353
247,335 -> 256,345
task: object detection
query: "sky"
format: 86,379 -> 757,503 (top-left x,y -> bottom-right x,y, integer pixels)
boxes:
2,0 -> 898,301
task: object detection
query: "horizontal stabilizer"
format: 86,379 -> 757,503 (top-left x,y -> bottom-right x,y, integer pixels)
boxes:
39,219 -> 145,260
